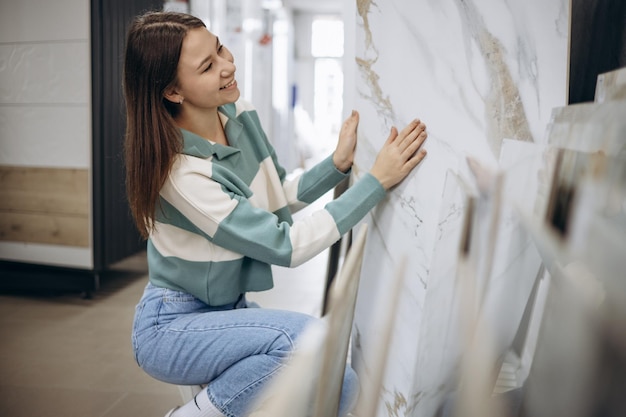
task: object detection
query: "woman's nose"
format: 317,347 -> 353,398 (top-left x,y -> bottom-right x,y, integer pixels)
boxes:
221,61 -> 236,77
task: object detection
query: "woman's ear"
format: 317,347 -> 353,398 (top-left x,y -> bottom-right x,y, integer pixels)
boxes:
164,88 -> 184,105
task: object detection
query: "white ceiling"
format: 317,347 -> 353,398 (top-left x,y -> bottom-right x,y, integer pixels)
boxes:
282,0 -> 343,14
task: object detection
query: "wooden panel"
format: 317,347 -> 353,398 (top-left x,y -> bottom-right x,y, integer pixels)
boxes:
0,166 -> 89,247
0,166 -> 89,215
0,212 -> 89,247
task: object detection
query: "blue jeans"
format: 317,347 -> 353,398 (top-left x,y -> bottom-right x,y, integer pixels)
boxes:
132,283 -> 359,417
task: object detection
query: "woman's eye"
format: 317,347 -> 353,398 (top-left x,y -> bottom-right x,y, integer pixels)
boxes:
203,45 -> 224,72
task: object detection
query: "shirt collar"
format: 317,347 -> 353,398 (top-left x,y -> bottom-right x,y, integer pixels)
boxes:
180,104 -> 242,160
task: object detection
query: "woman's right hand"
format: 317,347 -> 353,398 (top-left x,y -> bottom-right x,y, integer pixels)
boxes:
369,119 -> 428,190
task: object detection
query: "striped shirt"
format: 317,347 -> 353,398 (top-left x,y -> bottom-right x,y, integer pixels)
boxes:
148,100 -> 385,306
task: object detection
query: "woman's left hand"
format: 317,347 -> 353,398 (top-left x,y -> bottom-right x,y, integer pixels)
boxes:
333,110 -> 359,173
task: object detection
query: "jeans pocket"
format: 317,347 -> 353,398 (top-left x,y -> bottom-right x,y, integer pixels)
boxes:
160,289 -> 208,316
162,288 -> 197,303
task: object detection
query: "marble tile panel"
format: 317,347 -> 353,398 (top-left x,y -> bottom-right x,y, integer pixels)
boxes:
542,149 -> 597,238
512,152 -> 626,417
522,267 -> 606,417
353,259 -> 407,417
478,140 -> 545,361
312,225 -> 369,417
411,139 -> 546,416
566,154 -> 626,299
477,209 -> 542,364
252,226 -> 371,417
546,101 -> 626,155
446,141 -> 546,416
409,170 -> 472,417
350,1 -> 569,415
595,67 -> 626,103
352,218 -> 425,416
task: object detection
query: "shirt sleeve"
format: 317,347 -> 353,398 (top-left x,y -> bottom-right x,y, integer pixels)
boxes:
239,100 -> 350,210
159,156 -> 385,268
280,154 -> 351,213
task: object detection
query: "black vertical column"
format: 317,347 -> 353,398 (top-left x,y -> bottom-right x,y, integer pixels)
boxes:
569,0 -> 626,104
91,0 -> 163,271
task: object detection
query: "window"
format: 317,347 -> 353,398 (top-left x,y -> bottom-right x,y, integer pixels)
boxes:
311,17 -> 344,150
311,18 -> 344,58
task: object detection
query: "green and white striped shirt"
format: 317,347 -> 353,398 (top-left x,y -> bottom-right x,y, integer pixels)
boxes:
148,100 -> 385,306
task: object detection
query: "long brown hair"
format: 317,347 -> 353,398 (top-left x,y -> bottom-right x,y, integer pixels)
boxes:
123,11 -> 206,238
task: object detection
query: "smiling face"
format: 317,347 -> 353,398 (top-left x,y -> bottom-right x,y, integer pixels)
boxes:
170,27 -> 240,111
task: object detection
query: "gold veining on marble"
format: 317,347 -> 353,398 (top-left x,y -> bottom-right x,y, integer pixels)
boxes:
455,0 -> 533,156
356,0 -> 377,49
355,57 -> 394,125
383,390 -> 407,417
481,30 -> 533,153
355,0 -> 395,126
355,57 -> 390,106
381,389 -> 424,417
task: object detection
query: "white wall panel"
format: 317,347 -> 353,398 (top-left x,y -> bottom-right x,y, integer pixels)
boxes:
0,0 -> 89,43
0,0 -> 90,170
0,0 -> 92,266
0,106 -> 90,168
0,42 -> 89,104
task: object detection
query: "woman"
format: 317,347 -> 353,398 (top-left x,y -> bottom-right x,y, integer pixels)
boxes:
124,11 -> 427,417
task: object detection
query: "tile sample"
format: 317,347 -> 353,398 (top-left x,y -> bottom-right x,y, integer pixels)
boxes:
350,1 -> 569,415
546,101 -> 626,155
478,141 -> 546,366
313,225 -> 368,417
595,67 -> 626,103
409,171 -> 474,417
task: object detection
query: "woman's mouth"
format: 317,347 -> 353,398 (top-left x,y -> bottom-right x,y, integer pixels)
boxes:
220,79 -> 237,90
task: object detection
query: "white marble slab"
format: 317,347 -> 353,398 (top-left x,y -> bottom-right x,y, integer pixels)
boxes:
479,141 -> 545,363
313,225 -> 368,417
350,1 -> 569,415
410,170 -> 472,417
546,101 -> 626,155
522,265 -> 600,417
354,258 -> 407,417
519,117 -> 626,417
595,67 -> 626,103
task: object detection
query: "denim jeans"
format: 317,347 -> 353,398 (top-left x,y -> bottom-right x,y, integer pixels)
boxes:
132,283 -> 359,417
